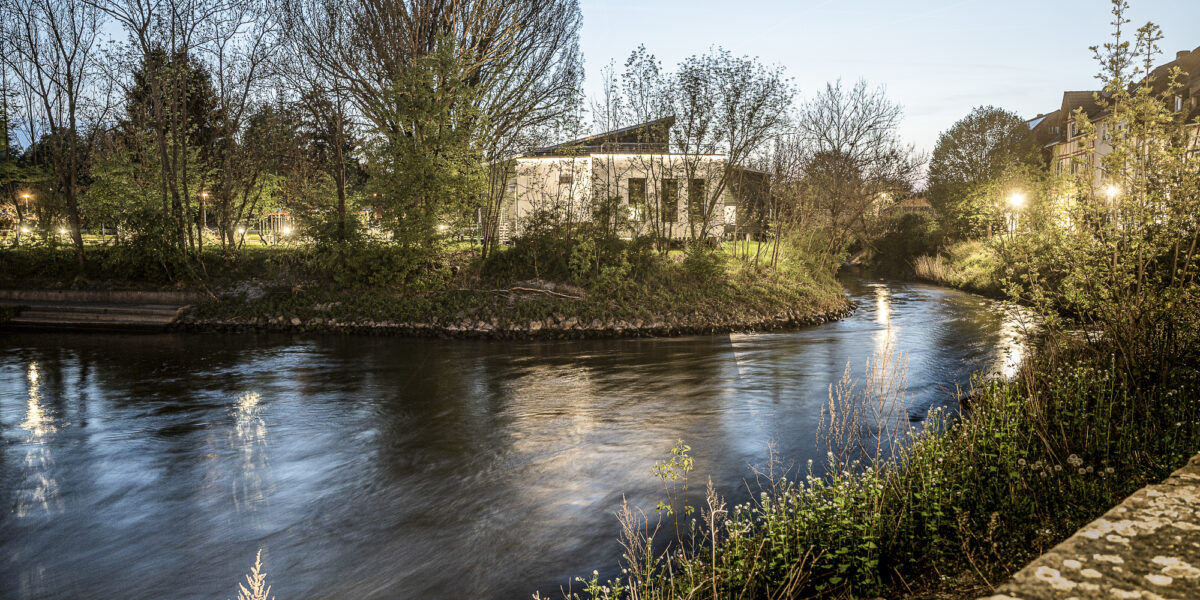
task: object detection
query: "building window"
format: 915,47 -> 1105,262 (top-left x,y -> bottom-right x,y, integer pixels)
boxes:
559,173 -> 574,185
660,179 -> 679,225
688,179 -> 706,223
628,178 -> 647,222
1175,95 -> 1184,113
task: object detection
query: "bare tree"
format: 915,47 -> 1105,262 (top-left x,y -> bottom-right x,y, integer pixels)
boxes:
202,0 -> 280,251
671,48 -> 792,242
795,79 -> 924,266
1,0 -> 111,268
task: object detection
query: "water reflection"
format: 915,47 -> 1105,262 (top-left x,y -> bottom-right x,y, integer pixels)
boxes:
232,391 -> 271,513
0,276 -> 1030,600
17,361 -> 61,518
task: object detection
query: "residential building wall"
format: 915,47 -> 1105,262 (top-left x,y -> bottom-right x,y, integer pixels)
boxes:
503,153 -> 731,239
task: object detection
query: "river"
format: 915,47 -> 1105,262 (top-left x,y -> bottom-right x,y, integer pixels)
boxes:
0,275 -> 1031,599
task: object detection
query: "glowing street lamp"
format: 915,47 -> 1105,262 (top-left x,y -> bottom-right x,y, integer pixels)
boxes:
281,225 -> 292,236
1005,191 -> 1026,234
1104,184 -> 1120,201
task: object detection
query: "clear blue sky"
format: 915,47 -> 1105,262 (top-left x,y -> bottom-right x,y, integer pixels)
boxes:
578,0 -> 1200,155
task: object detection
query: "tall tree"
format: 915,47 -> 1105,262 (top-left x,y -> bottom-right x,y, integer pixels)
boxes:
95,0 -> 230,257
1,0 -> 109,268
795,79 -> 924,266
927,105 -> 1043,238
281,0 -> 583,253
671,48 -> 792,241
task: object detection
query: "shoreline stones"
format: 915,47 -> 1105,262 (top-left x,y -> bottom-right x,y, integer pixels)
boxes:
174,298 -> 858,339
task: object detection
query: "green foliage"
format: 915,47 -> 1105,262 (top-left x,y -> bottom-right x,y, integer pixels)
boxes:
680,242 -> 726,281
368,36 -> 486,251
872,212 -> 943,275
927,105 -> 1045,239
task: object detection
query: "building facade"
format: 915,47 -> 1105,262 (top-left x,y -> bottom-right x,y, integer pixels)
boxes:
499,117 -> 747,241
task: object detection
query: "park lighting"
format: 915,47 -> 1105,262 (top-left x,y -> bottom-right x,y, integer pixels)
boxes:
437,223 -> 449,233
58,228 -> 67,235
20,227 -> 30,234
1104,184 -> 1120,200
237,227 -> 245,235
281,225 -> 292,235
1007,192 -> 1026,210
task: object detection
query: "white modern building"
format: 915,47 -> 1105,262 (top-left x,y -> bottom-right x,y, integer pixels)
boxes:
499,117 -> 761,241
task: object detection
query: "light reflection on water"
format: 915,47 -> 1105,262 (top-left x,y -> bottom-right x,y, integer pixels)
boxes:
0,275 -> 1030,600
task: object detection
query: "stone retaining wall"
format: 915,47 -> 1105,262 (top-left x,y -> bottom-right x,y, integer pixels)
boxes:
0,288 -> 208,305
981,453 -> 1200,600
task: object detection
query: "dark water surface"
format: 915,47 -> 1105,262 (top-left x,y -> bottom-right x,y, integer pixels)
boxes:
0,276 -> 1030,599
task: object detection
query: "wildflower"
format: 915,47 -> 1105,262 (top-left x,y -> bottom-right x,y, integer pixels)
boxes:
1105,467 -> 1114,474
1078,468 -> 1087,475
1018,458 -> 1027,467
1054,465 -> 1063,472
1067,454 -> 1083,467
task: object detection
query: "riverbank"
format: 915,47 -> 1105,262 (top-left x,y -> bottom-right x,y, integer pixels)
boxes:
173,274 -> 854,339
557,285 -> 1200,599
2,245 -> 853,337
911,240 -> 1005,298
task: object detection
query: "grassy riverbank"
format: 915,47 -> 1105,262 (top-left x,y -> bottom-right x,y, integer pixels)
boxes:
911,240 -> 1003,298
553,304 -> 1200,599
0,242 -> 852,337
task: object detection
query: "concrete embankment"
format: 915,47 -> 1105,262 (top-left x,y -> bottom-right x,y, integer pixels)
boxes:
0,289 -> 205,331
981,453 -> 1200,600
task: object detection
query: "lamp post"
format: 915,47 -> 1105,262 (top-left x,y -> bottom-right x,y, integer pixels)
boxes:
199,191 -> 209,238
1007,191 -> 1026,234
17,192 -> 32,246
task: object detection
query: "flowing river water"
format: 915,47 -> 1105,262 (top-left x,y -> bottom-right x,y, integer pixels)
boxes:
0,274 -> 1032,599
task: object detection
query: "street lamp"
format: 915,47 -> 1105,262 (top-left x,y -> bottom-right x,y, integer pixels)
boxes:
199,191 -> 209,234
16,193 -> 33,246
281,225 -> 292,236
1006,192 -> 1025,234
1104,184 -> 1120,201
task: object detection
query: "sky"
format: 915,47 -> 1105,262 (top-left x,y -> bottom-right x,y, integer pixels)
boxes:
577,0 -> 1200,156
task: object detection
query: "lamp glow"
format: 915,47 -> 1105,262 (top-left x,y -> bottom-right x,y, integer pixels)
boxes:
237,227 -> 245,235
1104,184 -> 1120,200
281,226 -> 292,235
1007,192 -> 1026,209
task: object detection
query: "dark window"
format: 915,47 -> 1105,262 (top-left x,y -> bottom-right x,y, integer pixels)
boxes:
559,174 -> 574,185
660,179 -> 679,225
628,178 -> 647,222
688,179 -> 706,223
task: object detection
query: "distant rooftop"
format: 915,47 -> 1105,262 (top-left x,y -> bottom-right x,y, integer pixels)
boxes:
525,116 -> 675,157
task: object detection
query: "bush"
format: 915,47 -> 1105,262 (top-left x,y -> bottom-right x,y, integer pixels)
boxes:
872,212 -> 943,275
681,241 -> 727,281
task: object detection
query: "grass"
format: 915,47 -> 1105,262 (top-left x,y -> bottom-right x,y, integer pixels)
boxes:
549,326 -> 1200,599
913,240 -> 1002,297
